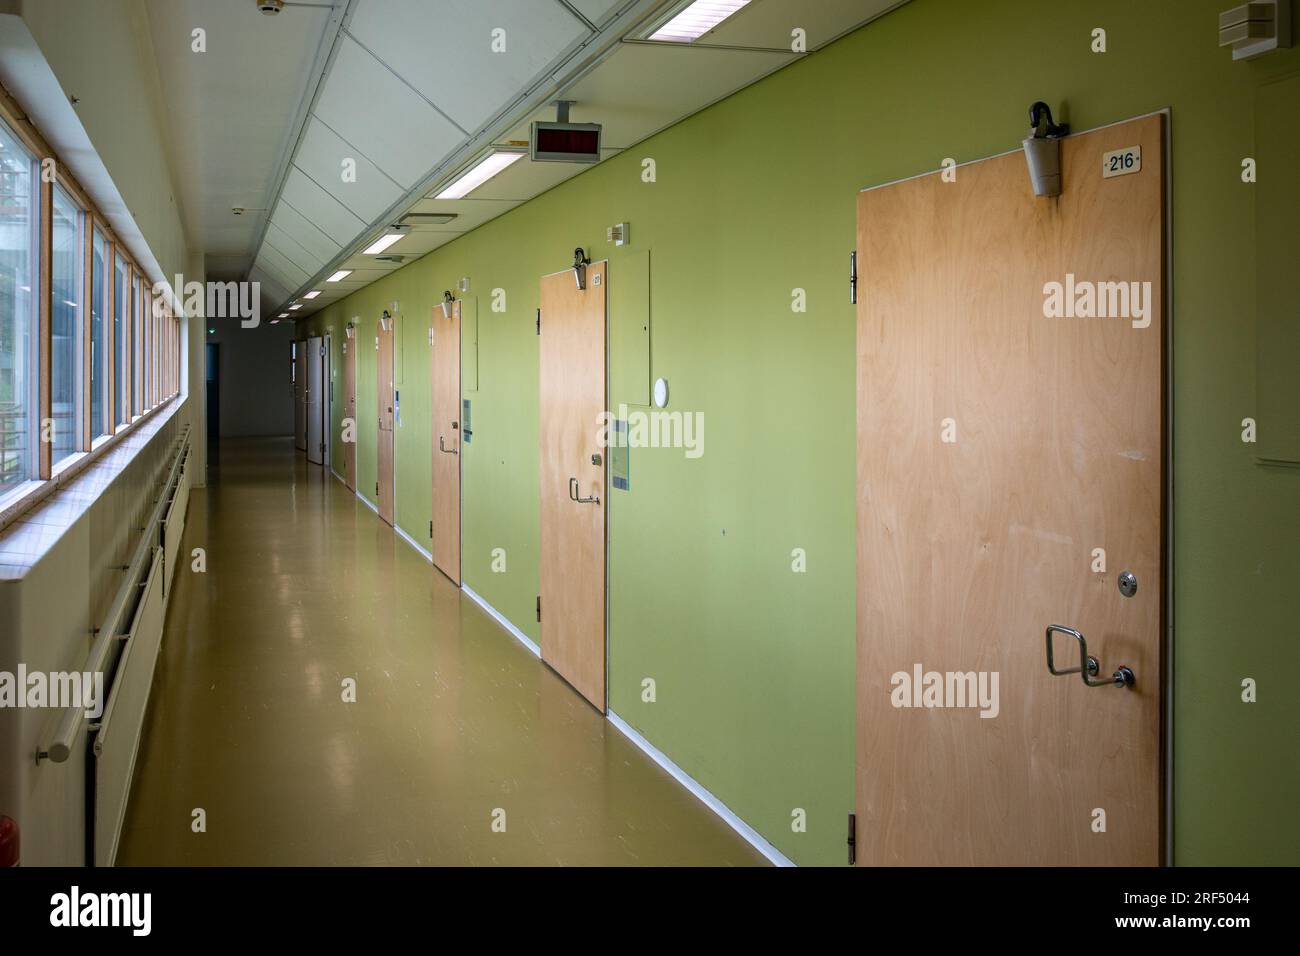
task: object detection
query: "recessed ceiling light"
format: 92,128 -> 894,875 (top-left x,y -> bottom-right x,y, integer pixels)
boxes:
363,233 -> 404,255
288,304 -> 302,311
278,313 -> 289,318
327,270 -> 352,282
435,150 -> 525,199
649,0 -> 751,42
303,290 -> 321,299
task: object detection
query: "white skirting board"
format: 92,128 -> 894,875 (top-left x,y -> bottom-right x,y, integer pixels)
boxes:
394,524 -> 433,563
355,491 -> 379,515
459,585 -> 788,866
365,483 -> 792,867
461,584 -> 541,658
606,709 -> 795,867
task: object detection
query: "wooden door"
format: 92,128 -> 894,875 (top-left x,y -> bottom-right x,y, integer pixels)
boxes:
322,335 -> 331,470
538,262 -> 607,711
376,321 -> 395,525
306,336 -> 323,464
855,115 -> 1165,866
430,300 -> 461,584
342,335 -> 356,491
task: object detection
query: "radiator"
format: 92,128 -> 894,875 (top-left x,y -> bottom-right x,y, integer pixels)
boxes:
92,547 -> 165,867
163,449 -> 191,596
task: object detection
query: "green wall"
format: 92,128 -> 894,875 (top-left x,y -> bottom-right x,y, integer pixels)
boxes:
299,0 -> 1300,866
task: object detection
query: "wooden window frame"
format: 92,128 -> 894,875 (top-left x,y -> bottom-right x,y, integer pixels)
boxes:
0,81 -> 182,531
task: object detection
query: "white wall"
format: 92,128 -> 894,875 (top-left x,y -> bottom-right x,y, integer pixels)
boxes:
15,0 -> 192,283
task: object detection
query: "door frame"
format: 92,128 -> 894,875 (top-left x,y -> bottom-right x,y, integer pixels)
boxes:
851,110 -> 1173,865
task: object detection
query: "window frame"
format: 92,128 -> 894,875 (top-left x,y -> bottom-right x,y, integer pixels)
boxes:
0,82 -> 183,530
0,112 -> 41,501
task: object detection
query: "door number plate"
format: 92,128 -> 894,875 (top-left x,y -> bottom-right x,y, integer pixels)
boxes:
1102,145 -> 1142,179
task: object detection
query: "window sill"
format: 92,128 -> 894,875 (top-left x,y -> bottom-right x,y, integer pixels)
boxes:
0,395 -> 184,533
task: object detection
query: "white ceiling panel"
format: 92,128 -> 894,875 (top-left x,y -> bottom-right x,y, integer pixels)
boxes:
269,203 -> 342,265
312,36 -> 465,189
338,253 -> 412,273
379,231 -> 460,257
251,267 -> 292,311
264,221 -> 327,278
294,117 -> 404,224
704,0 -> 903,51
505,42 -> 796,150
279,166 -> 369,246
346,0 -> 590,133
567,0 -> 630,28
322,268 -> 391,288
143,0 -> 336,280
405,198 -> 523,231
257,245 -> 312,291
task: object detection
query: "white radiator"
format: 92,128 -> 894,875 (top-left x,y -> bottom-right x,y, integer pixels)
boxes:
163,450 -> 191,596
92,547 -> 165,867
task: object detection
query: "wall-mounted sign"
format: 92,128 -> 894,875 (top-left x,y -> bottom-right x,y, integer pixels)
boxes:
1102,145 -> 1142,179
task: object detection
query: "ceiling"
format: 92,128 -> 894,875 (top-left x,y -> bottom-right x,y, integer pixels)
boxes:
145,0 -> 338,284
145,0 -> 907,321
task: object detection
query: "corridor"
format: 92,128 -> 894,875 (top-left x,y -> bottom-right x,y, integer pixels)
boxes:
117,439 -> 763,866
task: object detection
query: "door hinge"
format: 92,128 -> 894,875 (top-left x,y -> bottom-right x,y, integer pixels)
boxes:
847,811 -> 856,865
849,250 -> 858,305
375,482 -> 379,496
535,309 -> 540,335
536,595 -> 541,622
429,520 -> 433,537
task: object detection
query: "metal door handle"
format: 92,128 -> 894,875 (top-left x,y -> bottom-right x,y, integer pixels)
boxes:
439,435 -> 458,455
568,477 -> 599,505
1045,624 -> 1135,688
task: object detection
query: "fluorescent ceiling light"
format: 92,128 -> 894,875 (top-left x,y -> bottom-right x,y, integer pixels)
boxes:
435,150 -> 525,199
362,233 -> 404,255
288,304 -> 302,311
327,270 -> 352,282
278,313 -> 289,318
649,0 -> 751,42
303,290 -> 321,299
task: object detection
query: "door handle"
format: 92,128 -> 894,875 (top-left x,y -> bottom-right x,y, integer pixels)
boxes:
439,435 -> 458,455
1045,624 -> 1135,688
568,477 -> 599,505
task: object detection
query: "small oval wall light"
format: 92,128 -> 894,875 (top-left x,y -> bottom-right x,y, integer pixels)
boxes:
653,377 -> 669,408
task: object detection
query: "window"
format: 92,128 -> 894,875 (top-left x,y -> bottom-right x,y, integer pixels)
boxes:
0,118 -> 37,496
89,225 -> 108,441
133,275 -> 143,415
115,253 -> 128,426
145,289 -> 153,407
0,93 -> 186,526
50,184 -> 83,467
